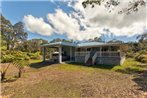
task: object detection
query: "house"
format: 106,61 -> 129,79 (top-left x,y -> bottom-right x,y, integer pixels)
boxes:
41,41 -> 126,65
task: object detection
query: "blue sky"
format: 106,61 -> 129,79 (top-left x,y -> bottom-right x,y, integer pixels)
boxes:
1,1 -> 146,42
2,1 -> 68,41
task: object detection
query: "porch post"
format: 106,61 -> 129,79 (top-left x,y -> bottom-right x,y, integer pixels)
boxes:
43,46 -> 46,62
70,47 -> 72,62
109,46 -> 111,57
59,46 -> 62,63
100,46 -> 102,57
75,48 -> 77,62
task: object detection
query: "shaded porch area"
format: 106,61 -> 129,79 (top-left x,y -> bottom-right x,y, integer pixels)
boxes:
41,44 -> 75,63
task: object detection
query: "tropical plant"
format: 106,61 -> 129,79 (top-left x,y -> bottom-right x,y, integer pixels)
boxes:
13,60 -> 30,78
1,63 -> 11,81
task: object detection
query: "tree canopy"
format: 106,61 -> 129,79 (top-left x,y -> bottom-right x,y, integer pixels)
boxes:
1,15 -> 28,50
82,0 -> 146,14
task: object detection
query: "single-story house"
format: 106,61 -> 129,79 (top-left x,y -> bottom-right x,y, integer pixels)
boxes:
41,41 -> 126,65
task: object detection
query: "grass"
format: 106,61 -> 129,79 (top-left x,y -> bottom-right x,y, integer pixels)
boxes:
1,58 -> 146,98
112,58 -> 144,73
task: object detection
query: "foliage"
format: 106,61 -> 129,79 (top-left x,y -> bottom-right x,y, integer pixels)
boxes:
50,38 -> 73,43
82,0 -> 146,15
16,39 -> 48,52
27,52 -> 41,60
1,54 -> 15,63
1,63 -> 11,81
13,60 -> 30,78
135,50 -> 147,63
1,15 -> 28,50
137,31 -> 147,42
1,50 -> 42,63
107,39 -> 123,43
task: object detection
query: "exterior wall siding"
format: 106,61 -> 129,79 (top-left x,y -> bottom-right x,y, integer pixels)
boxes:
95,57 -> 121,65
75,56 -> 85,63
75,56 -> 123,65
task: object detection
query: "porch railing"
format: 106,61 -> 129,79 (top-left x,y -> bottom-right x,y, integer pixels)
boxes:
75,51 -> 123,57
75,51 -> 90,57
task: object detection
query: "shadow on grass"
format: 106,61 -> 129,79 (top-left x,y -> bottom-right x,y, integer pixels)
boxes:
29,61 -> 58,69
132,70 -> 147,92
68,62 -> 116,70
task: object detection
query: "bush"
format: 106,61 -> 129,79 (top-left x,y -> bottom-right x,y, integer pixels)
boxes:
126,51 -> 134,58
1,54 -> 15,63
1,50 -> 41,63
28,52 -> 41,60
11,51 -> 30,61
112,66 -> 125,73
1,51 -> 30,63
135,50 -> 147,63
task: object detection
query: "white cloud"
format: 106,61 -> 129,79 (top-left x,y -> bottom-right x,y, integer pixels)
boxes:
23,15 -> 53,36
70,0 -> 147,36
23,0 -> 147,41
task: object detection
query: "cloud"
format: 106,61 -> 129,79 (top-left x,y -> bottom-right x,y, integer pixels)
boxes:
23,15 -> 53,36
23,1 -> 147,41
47,9 -> 101,41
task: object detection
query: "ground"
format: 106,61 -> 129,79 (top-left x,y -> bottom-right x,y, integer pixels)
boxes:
1,60 -> 147,98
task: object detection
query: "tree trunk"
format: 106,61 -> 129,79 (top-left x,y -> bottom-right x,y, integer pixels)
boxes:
1,72 -> 6,81
18,71 -> 22,78
6,43 -> 10,50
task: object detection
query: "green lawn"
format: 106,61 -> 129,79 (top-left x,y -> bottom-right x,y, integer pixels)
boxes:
112,58 -> 145,73
1,59 -> 147,98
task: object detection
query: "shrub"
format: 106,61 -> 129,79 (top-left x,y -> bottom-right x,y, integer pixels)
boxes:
135,54 -> 147,63
1,51 -> 30,63
28,52 -> 41,60
11,51 -> 30,61
126,51 -> 134,58
13,60 -> 30,78
112,66 -> 125,73
134,50 -> 147,63
1,54 -> 15,63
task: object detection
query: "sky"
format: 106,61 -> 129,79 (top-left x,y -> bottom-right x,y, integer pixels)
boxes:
1,0 -> 147,42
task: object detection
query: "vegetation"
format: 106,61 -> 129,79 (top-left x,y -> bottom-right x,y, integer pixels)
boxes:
82,0 -> 146,15
1,15 -> 28,50
1,61 -> 146,98
13,60 -> 30,78
112,58 -> 144,74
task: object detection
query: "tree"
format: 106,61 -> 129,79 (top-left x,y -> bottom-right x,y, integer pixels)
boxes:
1,15 -> 28,50
12,22 -> 28,49
82,0 -> 146,15
107,39 -> 123,43
1,15 -> 14,50
137,33 -> 147,42
16,39 -> 48,52
50,38 -> 73,43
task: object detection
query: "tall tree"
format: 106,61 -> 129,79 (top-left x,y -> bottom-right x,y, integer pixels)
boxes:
1,15 -> 13,50
1,15 -> 28,50
12,22 -> 28,49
